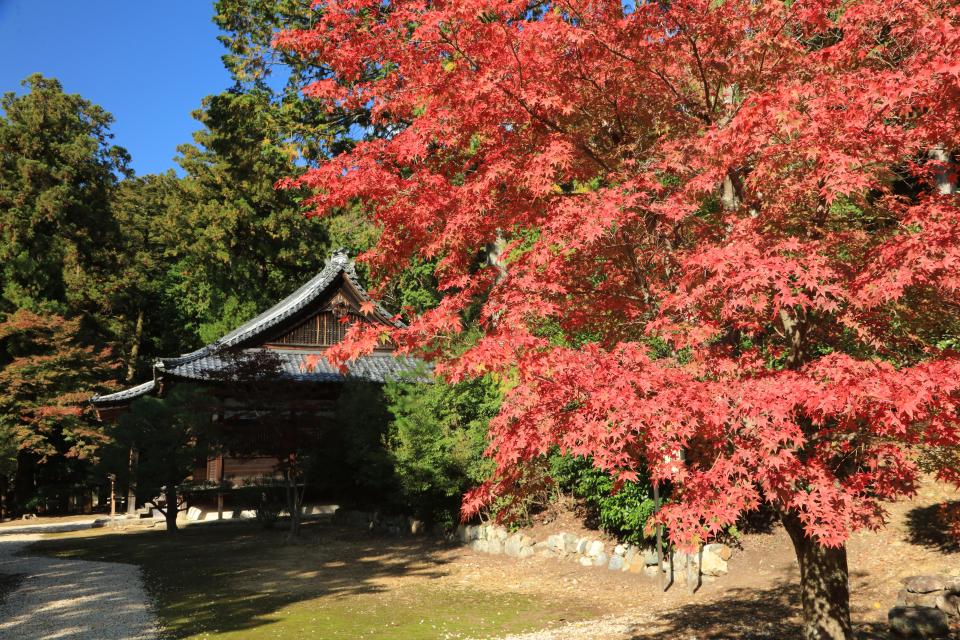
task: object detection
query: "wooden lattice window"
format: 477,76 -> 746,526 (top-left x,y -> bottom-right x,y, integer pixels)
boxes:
273,312 -> 354,346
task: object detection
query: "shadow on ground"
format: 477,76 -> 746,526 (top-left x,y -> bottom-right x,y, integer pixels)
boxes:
905,500 -> 960,554
28,519 -> 460,639
0,572 -> 24,605
626,577 -> 890,640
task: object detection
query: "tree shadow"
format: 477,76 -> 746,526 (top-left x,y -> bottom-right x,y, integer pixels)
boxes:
624,577 -> 890,640
905,500 -> 960,554
0,572 -> 24,605
26,519 -> 462,639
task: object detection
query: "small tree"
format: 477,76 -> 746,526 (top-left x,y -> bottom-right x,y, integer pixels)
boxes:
111,388 -> 212,532
384,371 -> 498,528
0,310 -> 116,513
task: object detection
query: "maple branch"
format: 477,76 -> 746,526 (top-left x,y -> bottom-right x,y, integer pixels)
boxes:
676,22 -> 715,116
438,29 -> 613,173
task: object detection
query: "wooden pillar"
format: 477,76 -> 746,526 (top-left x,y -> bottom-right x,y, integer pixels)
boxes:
654,481 -> 664,590
217,453 -> 225,520
126,447 -> 139,515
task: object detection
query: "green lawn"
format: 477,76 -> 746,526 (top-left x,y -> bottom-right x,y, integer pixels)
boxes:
29,521 -> 597,639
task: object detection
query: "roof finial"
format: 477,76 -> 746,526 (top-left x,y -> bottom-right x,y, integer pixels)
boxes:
331,247 -> 350,263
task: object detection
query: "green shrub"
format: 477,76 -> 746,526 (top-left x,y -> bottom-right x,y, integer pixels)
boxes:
383,370 -> 500,528
549,453 -> 657,545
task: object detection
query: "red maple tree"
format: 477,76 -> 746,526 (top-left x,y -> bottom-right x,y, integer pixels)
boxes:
277,2 -> 960,637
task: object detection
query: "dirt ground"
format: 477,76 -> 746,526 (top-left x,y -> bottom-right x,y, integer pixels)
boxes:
389,477 -> 960,639
24,477 -> 960,639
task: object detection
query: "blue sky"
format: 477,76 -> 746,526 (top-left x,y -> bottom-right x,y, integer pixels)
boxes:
0,0 -> 233,175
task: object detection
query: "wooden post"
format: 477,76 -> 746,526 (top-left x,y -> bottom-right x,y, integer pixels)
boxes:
126,447 -> 138,515
217,453 -> 225,520
108,473 -> 116,528
654,481 -> 663,590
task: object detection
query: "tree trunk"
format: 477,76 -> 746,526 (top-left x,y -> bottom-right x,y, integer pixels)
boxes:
782,512 -> 853,640
126,447 -> 138,515
164,484 -> 178,532
929,145 -> 956,195
286,467 -> 301,539
125,309 -> 144,384
14,450 -> 35,515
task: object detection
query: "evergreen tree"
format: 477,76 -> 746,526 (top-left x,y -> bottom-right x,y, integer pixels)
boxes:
109,388 -> 212,532
107,173 -> 193,381
172,89 -> 333,344
0,74 -> 130,316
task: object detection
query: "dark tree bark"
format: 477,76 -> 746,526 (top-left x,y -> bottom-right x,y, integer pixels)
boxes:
782,511 -> 853,640
13,450 -> 35,515
285,464 -> 302,540
163,483 -> 178,532
125,309 -> 144,384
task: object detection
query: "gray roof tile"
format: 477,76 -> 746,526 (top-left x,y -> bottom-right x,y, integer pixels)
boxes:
91,380 -> 158,406
162,349 -> 426,384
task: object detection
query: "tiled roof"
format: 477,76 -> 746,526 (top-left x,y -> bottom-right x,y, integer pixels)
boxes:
160,249 -> 404,369
91,250 -> 426,409
161,349 -> 427,384
90,380 -> 158,406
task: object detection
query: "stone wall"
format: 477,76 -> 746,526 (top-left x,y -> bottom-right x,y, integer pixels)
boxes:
455,523 -> 732,585
889,575 -> 960,638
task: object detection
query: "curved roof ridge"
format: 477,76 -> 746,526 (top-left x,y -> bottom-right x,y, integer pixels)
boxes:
90,379 -> 158,405
158,248 -> 403,370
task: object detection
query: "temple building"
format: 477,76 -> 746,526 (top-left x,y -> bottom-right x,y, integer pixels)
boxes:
92,249 -> 421,500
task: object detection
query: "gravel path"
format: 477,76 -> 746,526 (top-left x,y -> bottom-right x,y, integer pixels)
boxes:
0,534 -> 159,640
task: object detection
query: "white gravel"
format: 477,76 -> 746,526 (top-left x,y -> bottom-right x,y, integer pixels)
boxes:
0,534 -> 159,640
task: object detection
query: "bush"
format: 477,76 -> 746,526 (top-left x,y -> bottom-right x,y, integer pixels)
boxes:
549,453 -> 657,545
383,371 -> 500,529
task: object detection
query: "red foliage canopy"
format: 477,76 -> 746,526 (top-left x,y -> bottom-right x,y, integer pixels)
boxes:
278,0 -> 960,547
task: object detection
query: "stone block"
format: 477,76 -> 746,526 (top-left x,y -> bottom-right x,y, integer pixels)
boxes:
575,537 -> 589,554
586,540 -> 605,558
488,539 -> 504,555
608,555 -> 625,571
905,576 -> 947,594
700,551 -> 728,577
643,547 -> 660,566
579,556 -> 593,567
614,544 -> 626,556
905,592 -> 942,609
504,535 -> 525,557
935,593 -> 959,617
592,552 -> 608,567
888,606 -> 951,638
704,543 -> 732,561
517,546 -> 534,559
548,532 -> 578,553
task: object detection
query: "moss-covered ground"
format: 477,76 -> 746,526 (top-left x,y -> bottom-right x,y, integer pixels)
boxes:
29,521 -> 599,639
